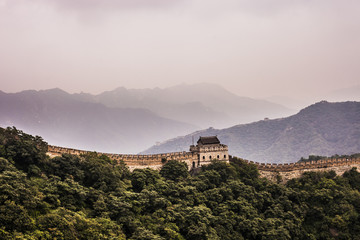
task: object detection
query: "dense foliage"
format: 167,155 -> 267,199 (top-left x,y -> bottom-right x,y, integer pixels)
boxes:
1,127 -> 360,239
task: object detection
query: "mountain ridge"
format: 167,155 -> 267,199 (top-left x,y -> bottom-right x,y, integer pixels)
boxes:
72,83 -> 294,128
0,89 -> 197,153
142,101 -> 360,163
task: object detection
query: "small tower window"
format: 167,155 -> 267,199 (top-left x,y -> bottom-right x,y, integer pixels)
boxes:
217,155 -> 219,159
203,156 -> 205,160
224,155 -> 226,159
209,156 -> 212,160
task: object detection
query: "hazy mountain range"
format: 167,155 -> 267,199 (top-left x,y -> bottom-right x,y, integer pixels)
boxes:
0,88 -> 196,153
0,83 -> 294,153
143,101 -> 360,163
265,85 -> 360,110
73,83 -> 294,128
1,84 -> 358,158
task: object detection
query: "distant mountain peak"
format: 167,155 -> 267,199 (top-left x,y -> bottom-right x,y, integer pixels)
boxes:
298,100 -> 357,115
142,101 -> 360,163
40,88 -> 69,95
112,86 -> 127,92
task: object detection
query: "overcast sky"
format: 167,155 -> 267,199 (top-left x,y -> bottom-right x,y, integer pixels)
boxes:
0,0 -> 359,100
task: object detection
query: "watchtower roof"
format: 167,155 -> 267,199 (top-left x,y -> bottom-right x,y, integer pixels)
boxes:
197,136 -> 220,145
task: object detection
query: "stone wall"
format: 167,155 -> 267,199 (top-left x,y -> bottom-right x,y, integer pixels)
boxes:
47,145 -> 197,171
252,158 -> 360,171
259,164 -> 360,183
47,145 -> 360,180
242,158 -> 360,182
198,146 -> 228,163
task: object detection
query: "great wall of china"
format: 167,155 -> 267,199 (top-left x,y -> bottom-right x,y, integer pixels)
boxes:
249,158 -> 360,182
47,145 -> 198,171
47,145 -> 360,182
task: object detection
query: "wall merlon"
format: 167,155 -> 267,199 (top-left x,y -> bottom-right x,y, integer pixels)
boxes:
47,145 -> 204,171
47,145 -> 359,178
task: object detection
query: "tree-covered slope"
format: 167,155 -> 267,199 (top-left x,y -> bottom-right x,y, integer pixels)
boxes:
143,101 -> 360,163
1,127 -> 360,239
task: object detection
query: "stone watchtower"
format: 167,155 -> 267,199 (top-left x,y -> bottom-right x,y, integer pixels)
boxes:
190,136 -> 229,168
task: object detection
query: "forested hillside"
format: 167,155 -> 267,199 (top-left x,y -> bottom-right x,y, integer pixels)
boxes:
144,101 -> 360,163
1,127 -> 360,239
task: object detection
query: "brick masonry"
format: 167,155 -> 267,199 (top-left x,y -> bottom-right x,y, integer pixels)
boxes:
47,145 -> 360,181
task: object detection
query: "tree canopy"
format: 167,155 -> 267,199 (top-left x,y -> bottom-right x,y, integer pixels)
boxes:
0,126 -> 359,239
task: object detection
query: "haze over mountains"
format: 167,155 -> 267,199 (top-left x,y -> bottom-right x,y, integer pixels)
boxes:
1,84 -> 359,159
0,89 -> 196,153
265,84 -> 360,110
74,83 -> 294,128
143,101 -> 360,163
0,83 -> 293,153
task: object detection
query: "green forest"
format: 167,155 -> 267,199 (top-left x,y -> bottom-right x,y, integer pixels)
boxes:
0,127 -> 360,239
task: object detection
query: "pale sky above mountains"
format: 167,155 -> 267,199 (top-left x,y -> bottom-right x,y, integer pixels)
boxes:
1,0 -> 359,101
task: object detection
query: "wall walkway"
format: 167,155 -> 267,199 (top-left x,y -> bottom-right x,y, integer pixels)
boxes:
47,145 -> 360,181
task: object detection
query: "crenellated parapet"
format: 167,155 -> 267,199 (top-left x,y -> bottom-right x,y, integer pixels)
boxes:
47,145 -> 197,171
239,158 -> 360,182
47,145 -> 360,179
48,136 -> 230,171
240,158 -> 360,172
